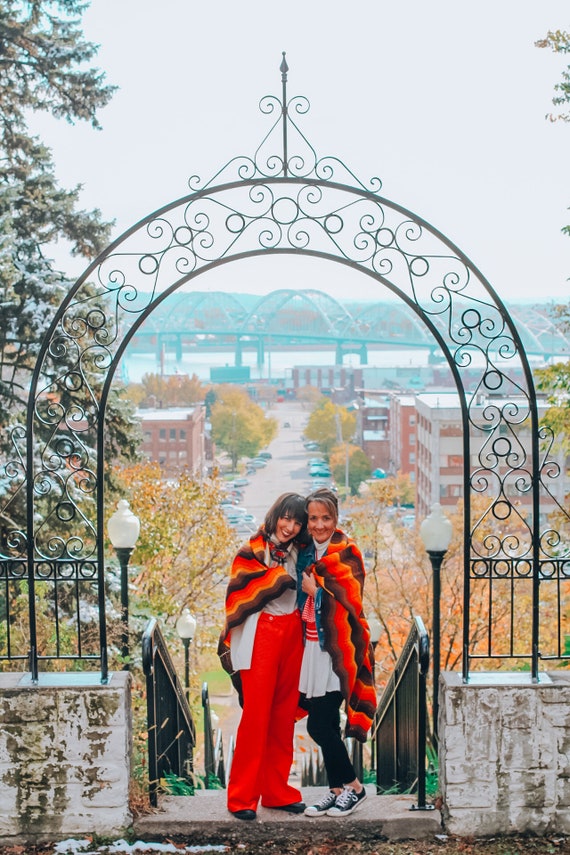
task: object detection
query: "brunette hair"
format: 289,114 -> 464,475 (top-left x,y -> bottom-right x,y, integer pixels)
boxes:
305,487 -> 339,527
264,492 -> 308,542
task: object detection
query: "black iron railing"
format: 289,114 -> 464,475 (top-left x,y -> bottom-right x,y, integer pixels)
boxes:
202,681 -> 228,788
142,618 -> 196,806
374,616 -> 431,809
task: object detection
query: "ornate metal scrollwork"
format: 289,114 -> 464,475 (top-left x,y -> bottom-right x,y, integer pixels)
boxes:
0,56 -> 567,679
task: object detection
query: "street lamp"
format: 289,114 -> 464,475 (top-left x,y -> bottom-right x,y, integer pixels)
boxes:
107,499 -> 140,668
420,502 -> 452,745
176,609 -> 197,702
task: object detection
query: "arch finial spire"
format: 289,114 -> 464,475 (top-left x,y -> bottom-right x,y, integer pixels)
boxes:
280,51 -> 288,176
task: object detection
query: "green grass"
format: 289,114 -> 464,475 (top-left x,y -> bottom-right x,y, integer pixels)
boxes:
199,667 -> 232,696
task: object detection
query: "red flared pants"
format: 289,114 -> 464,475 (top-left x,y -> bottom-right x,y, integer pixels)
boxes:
227,610 -> 303,812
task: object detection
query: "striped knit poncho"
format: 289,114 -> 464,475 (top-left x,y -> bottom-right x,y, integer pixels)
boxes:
304,530 -> 377,742
217,529 -> 298,701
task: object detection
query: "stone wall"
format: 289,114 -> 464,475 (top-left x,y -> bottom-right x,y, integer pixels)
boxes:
439,671 -> 570,836
0,671 -> 132,844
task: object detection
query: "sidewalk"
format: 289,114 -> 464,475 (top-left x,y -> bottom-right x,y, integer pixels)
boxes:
134,787 -> 442,845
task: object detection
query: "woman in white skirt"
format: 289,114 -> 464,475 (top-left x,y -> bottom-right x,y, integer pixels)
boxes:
297,488 -> 376,818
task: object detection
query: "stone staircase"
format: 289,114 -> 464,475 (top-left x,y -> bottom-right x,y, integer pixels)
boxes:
134,786 -> 442,845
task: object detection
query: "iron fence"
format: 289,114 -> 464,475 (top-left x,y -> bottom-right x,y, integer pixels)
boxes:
142,618 -> 196,807
375,616 -> 431,809
0,55 -> 568,685
202,681 -> 228,788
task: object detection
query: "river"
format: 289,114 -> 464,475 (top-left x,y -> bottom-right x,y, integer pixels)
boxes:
121,346 -> 433,383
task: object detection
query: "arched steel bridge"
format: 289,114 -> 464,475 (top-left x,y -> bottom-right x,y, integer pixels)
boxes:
128,289 -> 569,365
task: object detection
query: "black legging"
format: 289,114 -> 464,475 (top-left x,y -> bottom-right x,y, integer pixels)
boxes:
305,691 -> 356,789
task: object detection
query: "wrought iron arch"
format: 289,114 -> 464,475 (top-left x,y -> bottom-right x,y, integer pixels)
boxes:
1,54 -> 568,682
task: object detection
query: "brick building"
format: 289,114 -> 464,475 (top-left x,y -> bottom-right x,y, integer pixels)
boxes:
138,406 -> 206,477
388,394 -> 417,478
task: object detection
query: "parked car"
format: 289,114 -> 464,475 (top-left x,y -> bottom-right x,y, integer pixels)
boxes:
248,458 -> 267,468
233,477 -> 250,487
310,465 -> 331,477
257,451 -> 272,460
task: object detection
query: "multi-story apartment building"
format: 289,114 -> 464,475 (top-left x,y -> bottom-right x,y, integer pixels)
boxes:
138,406 -> 206,477
414,393 -> 567,520
355,394 -> 391,472
388,394 -> 417,478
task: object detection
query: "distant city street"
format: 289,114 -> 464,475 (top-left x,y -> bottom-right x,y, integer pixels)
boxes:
224,400 -> 315,528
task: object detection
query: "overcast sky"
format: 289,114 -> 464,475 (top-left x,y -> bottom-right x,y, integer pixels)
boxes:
32,0 -> 570,305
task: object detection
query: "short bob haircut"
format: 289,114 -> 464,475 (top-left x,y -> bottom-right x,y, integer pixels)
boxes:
305,487 -> 339,527
264,492 -> 308,541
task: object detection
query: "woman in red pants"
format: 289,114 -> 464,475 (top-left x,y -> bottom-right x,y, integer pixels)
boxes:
218,492 -> 308,821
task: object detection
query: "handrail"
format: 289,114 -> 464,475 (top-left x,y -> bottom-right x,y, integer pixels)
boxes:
374,616 -> 431,809
202,681 -> 228,788
142,618 -> 197,806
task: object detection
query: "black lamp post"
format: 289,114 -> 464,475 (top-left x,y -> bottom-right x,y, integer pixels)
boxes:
176,609 -> 197,702
107,499 -> 140,669
420,503 -> 452,745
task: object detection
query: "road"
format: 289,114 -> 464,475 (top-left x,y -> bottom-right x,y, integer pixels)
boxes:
228,400 -> 317,529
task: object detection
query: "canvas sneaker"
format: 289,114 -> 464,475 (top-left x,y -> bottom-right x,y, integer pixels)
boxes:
304,789 -> 338,816
326,786 -> 367,816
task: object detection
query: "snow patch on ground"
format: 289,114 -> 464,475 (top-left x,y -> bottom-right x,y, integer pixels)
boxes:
53,840 -> 228,854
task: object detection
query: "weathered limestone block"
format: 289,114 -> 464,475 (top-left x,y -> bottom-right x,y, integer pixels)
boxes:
440,671 -> 570,836
0,671 -> 132,844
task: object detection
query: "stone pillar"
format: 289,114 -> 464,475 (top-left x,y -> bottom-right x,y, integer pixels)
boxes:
0,671 -> 132,844
439,671 -> 570,836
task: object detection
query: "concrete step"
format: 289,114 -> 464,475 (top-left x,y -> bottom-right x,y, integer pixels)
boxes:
134,786 -> 443,844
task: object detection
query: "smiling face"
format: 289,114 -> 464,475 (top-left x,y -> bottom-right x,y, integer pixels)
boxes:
275,514 -> 302,545
307,500 -> 336,544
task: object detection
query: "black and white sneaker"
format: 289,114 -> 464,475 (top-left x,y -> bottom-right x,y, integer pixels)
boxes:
304,790 -> 338,816
326,786 -> 367,816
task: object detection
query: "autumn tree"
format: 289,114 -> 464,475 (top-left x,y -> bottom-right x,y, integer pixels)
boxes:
210,385 -> 277,469
534,304 -> 570,425
135,372 -> 205,408
536,30 -> 570,123
329,443 -> 371,496
304,399 -> 356,457
118,461 -> 236,640
296,385 -> 324,407
346,491 -> 526,694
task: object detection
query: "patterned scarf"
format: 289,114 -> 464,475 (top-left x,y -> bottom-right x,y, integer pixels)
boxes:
305,530 -> 377,742
217,529 -> 296,691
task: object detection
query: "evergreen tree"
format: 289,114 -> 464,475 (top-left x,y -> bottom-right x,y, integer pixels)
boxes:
0,0 -> 116,422
0,2 -> 139,538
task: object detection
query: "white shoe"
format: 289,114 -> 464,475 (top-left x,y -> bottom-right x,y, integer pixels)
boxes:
326,786 -> 367,816
304,790 -> 338,816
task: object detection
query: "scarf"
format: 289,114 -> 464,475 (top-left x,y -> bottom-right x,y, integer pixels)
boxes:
307,529 -> 377,742
217,529 -> 297,697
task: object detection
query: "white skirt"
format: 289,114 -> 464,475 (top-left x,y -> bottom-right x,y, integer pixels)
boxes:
299,639 -> 341,698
